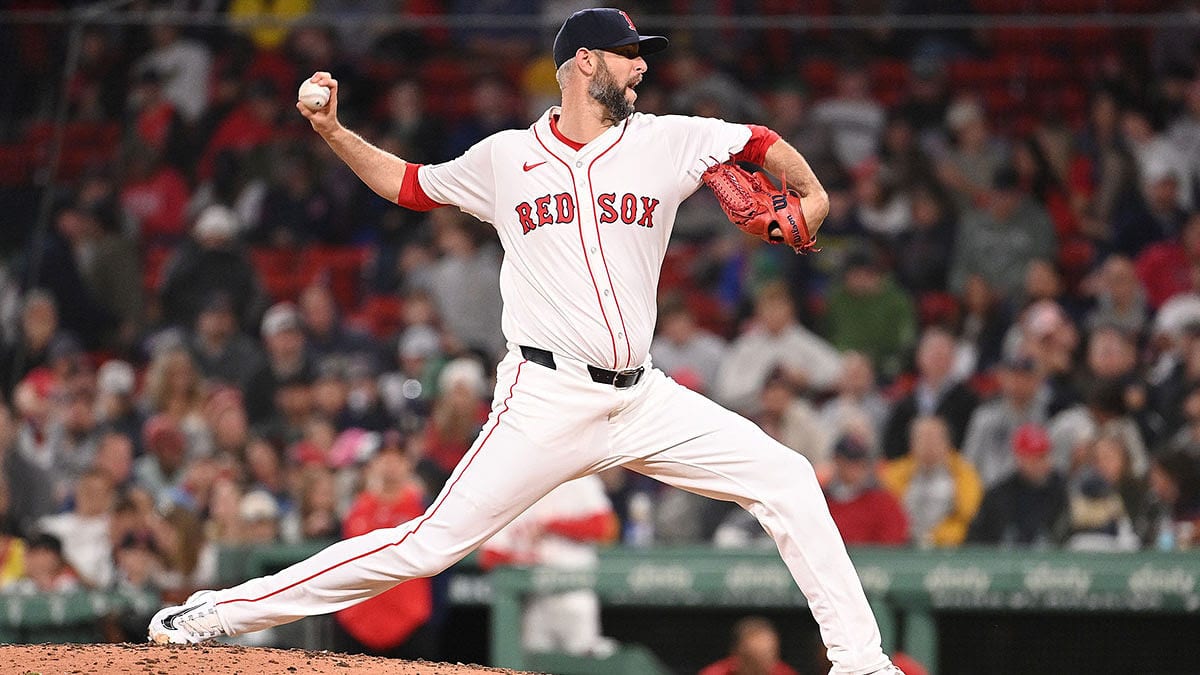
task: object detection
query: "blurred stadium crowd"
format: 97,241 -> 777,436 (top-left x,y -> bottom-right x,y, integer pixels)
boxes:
1,0 -> 1199,649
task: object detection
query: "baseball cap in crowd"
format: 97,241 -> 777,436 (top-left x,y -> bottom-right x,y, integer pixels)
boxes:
1012,423 -> 1051,458
239,490 -> 280,522
398,325 -> 440,360
833,436 -> 871,461
97,359 -> 136,396
193,204 -> 239,240
553,8 -> 669,68
261,302 -> 302,337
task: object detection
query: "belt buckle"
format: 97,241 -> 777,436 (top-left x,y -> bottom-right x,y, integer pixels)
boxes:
612,367 -> 642,389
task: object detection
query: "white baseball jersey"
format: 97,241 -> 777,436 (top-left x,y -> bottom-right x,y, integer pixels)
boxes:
482,475 -> 614,655
200,107 -> 892,675
419,107 -> 750,370
483,474 -> 612,570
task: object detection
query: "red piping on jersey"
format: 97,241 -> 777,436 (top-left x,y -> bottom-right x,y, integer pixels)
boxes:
396,163 -> 444,211
731,124 -> 781,166
216,359 -> 529,609
549,115 -> 586,151
585,121 -> 634,368
532,123 -> 619,367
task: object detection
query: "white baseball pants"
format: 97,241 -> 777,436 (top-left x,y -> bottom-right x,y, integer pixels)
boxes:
209,346 -> 891,675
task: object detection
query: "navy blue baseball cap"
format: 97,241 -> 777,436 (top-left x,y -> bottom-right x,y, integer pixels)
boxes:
553,8 -> 669,68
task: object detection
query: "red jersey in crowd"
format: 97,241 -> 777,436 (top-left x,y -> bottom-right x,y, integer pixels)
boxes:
335,484 -> 431,651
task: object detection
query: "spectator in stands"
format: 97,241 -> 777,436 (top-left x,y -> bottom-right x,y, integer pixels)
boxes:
299,283 -> 378,370
120,145 -> 191,243
93,430 -> 135,494
699,616 -> 799,675
962,355 -> 1051,488
881,327 -> 979,459
416,357 -> 489,493
280,464 -> 339,544
714,282 -> 843,414
1147,450 -> 1200,549
811,62 -> 885,173
45,376 -> 102,506
1084,255 -> 1149,337
143,344 -> 209,456
649,295 -> 728,395
936,96 -> 1008,208
9,532 -> 79,594
882,415 -> 983,547
334,447 -> 435,659
134,18 -> 211,124
967,423 -> 1069,547
2,396 -> 55,538
60,197 -> 143,348
819,351 -> 889,452
481,475 -> 618,657
197,77 -> 283,181
94,360 -> 144,448
948,166 -> 1057,300
893,183 -> 956,296
824,436 -> 909,546
340,357 -> 390,432
1047,377 -> 1149,479
204,388 -> 250,459
824,248 -> 917,382
379,324 -> 443,435
1008,300 -> 1081,417
244,302 -> 316,425
755,369 -> 832,479
793,172 -> 871,299
258,370 -> 317,448
953,274 -> 1011,377
253,147 -> 338,245
158,204 -> 268,335
766,82 -> 836,180
135,414 -> 188,506
443,76 -> 522,160
17,204 -> 118,348
854,163 -> 911,240
1112,150 -> 1189,257
0,290 -> 62,398
1169,76 -> 1200,206
379,79 -> 446,165
1135,213 -> 1200,310
37,468 -> 116,587
1074,89 -> 1134,228
895,55 -> 950,142
238,489 -> 282,545
667,50 -> 766,122
1064,434 -> 1145,551
425,210 -> 504,362
189,291 -> 266,393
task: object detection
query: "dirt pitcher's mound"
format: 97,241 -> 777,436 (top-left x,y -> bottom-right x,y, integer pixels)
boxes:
3,642 -> 538,674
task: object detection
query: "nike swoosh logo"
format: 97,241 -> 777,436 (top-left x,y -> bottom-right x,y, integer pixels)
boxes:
161,601 -> 206,630
523,161 -> 546,172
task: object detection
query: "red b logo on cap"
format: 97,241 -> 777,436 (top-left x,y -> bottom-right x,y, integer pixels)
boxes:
618,10 -> 636,30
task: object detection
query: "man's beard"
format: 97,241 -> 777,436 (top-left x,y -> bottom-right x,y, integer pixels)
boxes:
588,57 -> 635,124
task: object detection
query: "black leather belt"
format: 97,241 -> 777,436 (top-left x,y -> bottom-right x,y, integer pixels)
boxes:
520,345 -> 645,389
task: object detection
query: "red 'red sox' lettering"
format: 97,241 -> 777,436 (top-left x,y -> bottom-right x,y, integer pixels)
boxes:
522,192 -> 656,233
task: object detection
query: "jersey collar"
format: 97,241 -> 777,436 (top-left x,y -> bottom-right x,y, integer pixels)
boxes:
536,107 -> 629,157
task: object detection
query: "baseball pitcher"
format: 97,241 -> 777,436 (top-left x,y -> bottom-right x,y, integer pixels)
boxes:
150,8 -> 900,674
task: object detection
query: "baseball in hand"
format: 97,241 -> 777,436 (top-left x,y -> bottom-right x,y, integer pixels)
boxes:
298,79 -> 330,110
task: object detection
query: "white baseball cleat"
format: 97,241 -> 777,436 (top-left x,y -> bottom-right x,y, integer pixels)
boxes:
871,666 -> 906,674
147,590 -> 228,644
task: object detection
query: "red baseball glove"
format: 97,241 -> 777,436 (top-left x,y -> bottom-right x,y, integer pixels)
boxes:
701,162 -> 818,254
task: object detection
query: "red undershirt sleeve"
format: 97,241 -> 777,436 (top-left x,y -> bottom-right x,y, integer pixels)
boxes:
396,164 -> 445,211
731,124 -> 781,166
